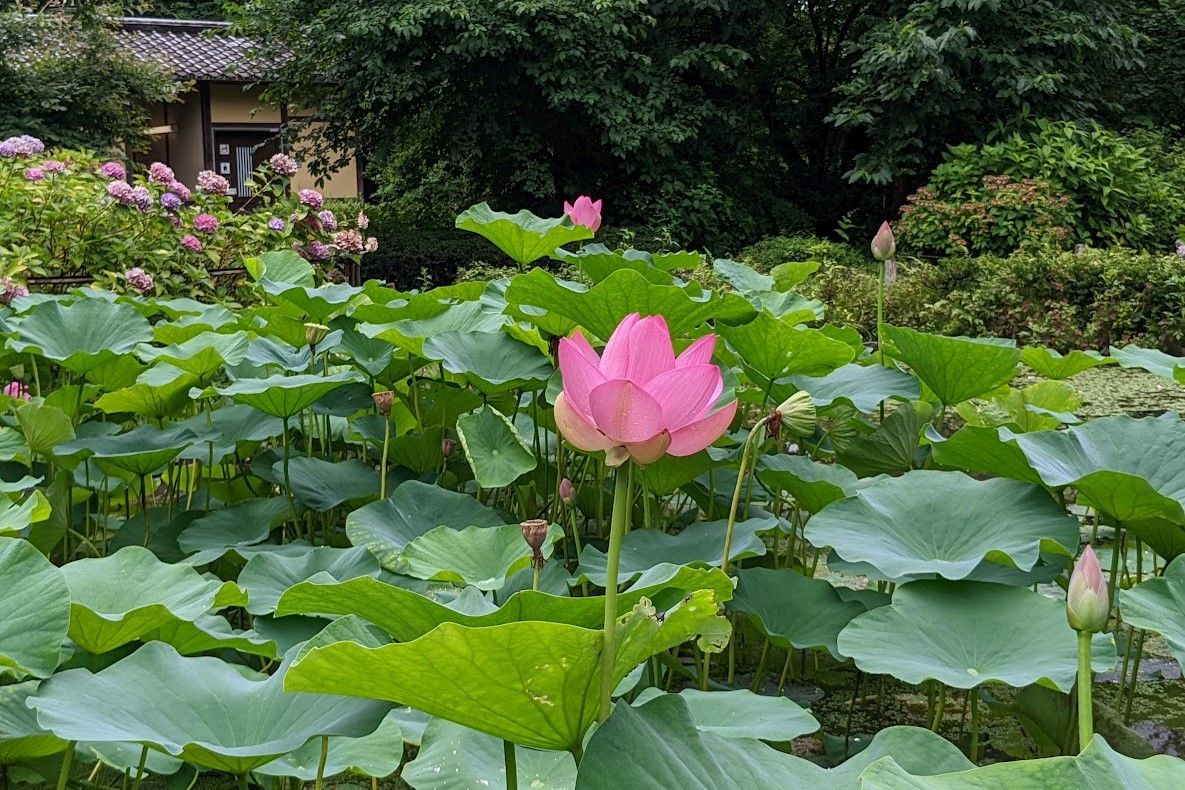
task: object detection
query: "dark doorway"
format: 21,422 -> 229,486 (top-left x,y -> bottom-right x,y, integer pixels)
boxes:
211,128 -> 280,210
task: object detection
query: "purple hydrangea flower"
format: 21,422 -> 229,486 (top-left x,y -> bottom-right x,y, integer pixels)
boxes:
268,217 -> 286,231
148,162 -> 175,183
180,234 -> 203,252
317,210 -> 337,230
24,167 -> 45,182
160,192 -> 182,211
298,189 -> 323,209
269,153 -> 299,176
125,267 -> 154,294
0,135 -> 44,158
99,161 -> 126,180
131,186 -> 153,212
42,160 -> 66,173
193,213 -> 219,233
196,170 -> 230,195
167,180 -> 191,202
0,277 -> 30,305
107,180 -> 135,204
301,240 -> 331,260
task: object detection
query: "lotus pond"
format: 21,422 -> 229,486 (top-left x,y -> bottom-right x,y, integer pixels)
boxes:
2,204 -> 1185,789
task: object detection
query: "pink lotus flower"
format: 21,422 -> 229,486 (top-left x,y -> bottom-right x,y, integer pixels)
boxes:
871,221 -> 896,261
564,195 -> 603,232
555,313 -> 736,467
1067,545 -> 1109,633
3,381 -> 30,400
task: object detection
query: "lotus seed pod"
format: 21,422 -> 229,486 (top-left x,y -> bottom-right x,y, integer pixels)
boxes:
372,390 -> 394,416
520,519 -> 549,569
775,390 -> 817,438
304,322 -> 329,350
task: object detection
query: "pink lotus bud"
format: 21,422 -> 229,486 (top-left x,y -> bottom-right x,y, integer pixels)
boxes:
441,438 -> 457,458
559,477 -> 576,504
1067,545 -> 1109,633
563,196 -> 603,233
871,221 -> 896,262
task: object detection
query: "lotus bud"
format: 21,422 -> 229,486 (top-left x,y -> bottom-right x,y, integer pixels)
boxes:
871,221 -> 896,262
304,322 -> 329,351
441,438 -> 456,458
775,391 -> 817,438
563,195 -> 603,233
520,519 -> 549,569
1067,545 -> 1109,633
372,390 -> 394,416
559,477 -> 576,504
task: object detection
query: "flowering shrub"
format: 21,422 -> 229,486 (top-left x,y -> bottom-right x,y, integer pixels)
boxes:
0,135 -> 376,298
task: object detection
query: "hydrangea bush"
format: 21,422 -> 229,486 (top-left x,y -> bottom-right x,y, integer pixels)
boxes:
0,135 -> 375,299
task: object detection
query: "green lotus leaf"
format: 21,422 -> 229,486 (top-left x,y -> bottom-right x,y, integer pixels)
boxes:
858,736 -> 1185,789
805,471 -> 1079,580
93,364 -> 201,418
756,454 -> 868,514
554,244 -> 681,286
276,457 -> 380,510
177,497 -> 292,561
361,301 -> 506,356
60,546 -> 230,654
261,281 -> 366,323
15,401 -> 74,456
402,717 -> 576,790
0,681 -> 65,764
635,452 -> 720,495
333,319 -> 397,377
835,401 -> 933,478
0,537 -> 69,678
152,306 -> 240,345
881,324 -> 1019,405
1021,346 -> 1113,379
239,546 -> 381,615
633,688 -> 818,741
244,249 -> 315,287
5,300 -> 153,374
573,515 -> 774,586
747,290 -> 825,323
181,403 -> 284,445
713,258 -> 776,293
76,741 -> 185,779
345,480 -> 504,570
28,642 -> 391,774
719,311 -> 855,387
1118,555 -> 1185,669
276,563 -> 733,640
285,592 -> 729,751
255,709 -> 404,780
787,363 -> 920,412
400,523 -> 562,590
456,203 -> 593,266
423,331 -> 553,394
771,260 -> 822,290
139,613 -> 277,659
244,335 -> 313,370
955,380 -> 1082,434
576,694 -> 972,789
1109,343 -> 1185,383
836,580 -> 1115,692
0,491 -> 51,538
929,425 -> 1044,484
134,330 -> 250,379
505,267 -> 753,340
54,424 -> 201,477
456,404 -> 538,488
827,552 -> 1069,588
210,371 -> 363,419
729,567 -> 871,659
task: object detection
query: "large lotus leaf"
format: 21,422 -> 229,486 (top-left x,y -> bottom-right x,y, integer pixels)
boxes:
555,244 -> 680,286
28,642 -> 390,774
0,681 -> 64,763
261,281 -> 366,323
184,403 -> 283,445
836,581 -> 1115,692
276,563 -> 734,641
713,258 -> 777,293
505,267 -> 753,340
422,331 -> 552,393
0,538 -> 69,678
177,497 -> 291,561
345,481 -> 504,570
1020,346 -> 1112,379
1109,343 -> 1185,383
239,546 -> 381,615
456,404 -> 538,488
719,311 -> 855,386
881,324 -> 1018,405
956,380 -> 1082,433
15,401 -> 74,456
756,455 -> 867,514
747,289 -> 825,323
729,567 -> 870,659
573,515 -> 774,586
135,330 -> 250,379
333,319 -> 397,377
55,424 -> 200,477
361,301 -> 506,356
804,471 -> 1079,581
635,452 -> 720,496
1119,554 -> 1185,669
244,249 -> 315,286
456,203 -> 594,266
210,371 -> 362,419
859,736 -> 1185,789
1007,415 -> 1185,558
276,457 -> 380,510
244,335 -> 313,370
835,401 -> 933,478
285,592 -> 729,751
402,717 -> 576,790
929,425 -> 1043,484
5,300 -> 153,374
140,613 -> 277,659
93,365 -> 201,418
255,709 -> 403,780
787,363 -> 920,412
0,491 -> 52,538
60,546 -> 229,654
634,688 -> 818,741
400,523 -> 562,590
827,551 -> 1069,589
575,695 -> 972,790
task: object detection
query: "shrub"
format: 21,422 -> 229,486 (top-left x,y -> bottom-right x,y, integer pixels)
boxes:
359,203 -> 495,290
0,139 -> 374,299
737,235 -> 867,272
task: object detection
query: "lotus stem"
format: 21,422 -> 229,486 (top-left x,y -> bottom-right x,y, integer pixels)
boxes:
721,417 -> 769,575
131,744 -> 149,790
1124,629 -> 1146,724
55,742 -> 74,790
379,416 -> 391,499
776,650 -> 793,695
504,739 -> 517,790
599,462 -> 633,723
930,684 -> 947,732
968,686 -> 981,763
313,735 -> 329,790
750,639 -> 770,692
1077,630 -> 1093,749
238,772 -> 249,790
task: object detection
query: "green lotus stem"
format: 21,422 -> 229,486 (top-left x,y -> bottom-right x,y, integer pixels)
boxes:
532,564 -> 540,592
876,260 -> 885,365
131,744 -> 149,790
568,508 -> 588,596
599,463 -> 633,723
139,474 -> 151,548
379,416 -> 391,499
238,772 -> 249,790
55,742 -> 74,790
721,417 -> 770,576
930,684 -> 947,732
504,739 -> 517,790
1077,630 -> 1093,749
1124,629 -> 1145,724
749,639 -> 770,692
315,735 -> 329,790
968,686 -> 981,762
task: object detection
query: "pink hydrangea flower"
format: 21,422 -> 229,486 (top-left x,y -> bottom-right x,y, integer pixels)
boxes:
3,381 -> 30,401
196,170 -> 230,195
167,180 -> 191,202
299,240 -> 331,260
42,160 -> 66,173
24,167 -> 45,181
0,135 -> 44,157
554,313 -> 737,466
99,161 -> 126,180
269,153 -> 299,176
124,267 -> 154,294
180,234 -> 203,252
298,189 -> 323,209
131,186 -> 153,212
563,195 -> 603,232
356,211 -> 369,230
0,277 -> 30,305
193,213 -> 219,233
148,162 -> 175,184
317,210 -> 337,230
333,229 -> 364,253
364,236 -> 378,253
107,180 -> 135,204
